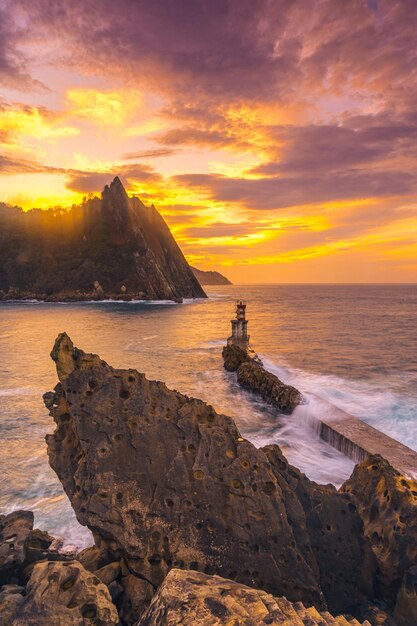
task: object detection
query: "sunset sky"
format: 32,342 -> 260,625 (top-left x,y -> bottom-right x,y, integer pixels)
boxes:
1,0 -> 416,283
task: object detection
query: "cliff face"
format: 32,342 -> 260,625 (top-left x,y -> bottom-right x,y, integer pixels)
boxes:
191,266 -> 232,285
0,177 -> 206,301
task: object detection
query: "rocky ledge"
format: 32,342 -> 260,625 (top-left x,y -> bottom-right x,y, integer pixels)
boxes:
0,334 -> 416,625
222,343 -> 303,414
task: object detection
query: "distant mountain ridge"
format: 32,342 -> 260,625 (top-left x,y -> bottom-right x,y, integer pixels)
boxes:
0,177 -> 206,302
191,267 -> 232,285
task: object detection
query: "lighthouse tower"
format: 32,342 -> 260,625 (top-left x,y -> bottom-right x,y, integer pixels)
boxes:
227,300 -> 250,350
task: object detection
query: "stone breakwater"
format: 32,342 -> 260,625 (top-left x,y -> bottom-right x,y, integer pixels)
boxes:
223,344 -> 417,479
222,343 -> 303,414
0,334 -> 416,625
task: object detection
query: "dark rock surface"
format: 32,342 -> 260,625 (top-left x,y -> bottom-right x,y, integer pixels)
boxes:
222,344 -> 302,414
394,566 -> 417,626
0,585 -> 25,625
0,510 -> 66,587
222,343 -> 253,372
237,361 -> 303,414
0,511 -> 33,586
191,266 -> 232,285
0,176 -> 206,302
7,560 -> 119,625
137,568 -> 371,626
264,445 -> 374,616
44,333 -> 326,608
342,454 -> 417,621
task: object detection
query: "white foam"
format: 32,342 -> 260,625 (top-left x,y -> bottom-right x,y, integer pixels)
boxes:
260,354 -> 417,453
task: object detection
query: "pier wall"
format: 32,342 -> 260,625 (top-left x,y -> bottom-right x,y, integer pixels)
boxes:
318,411 -> 417,478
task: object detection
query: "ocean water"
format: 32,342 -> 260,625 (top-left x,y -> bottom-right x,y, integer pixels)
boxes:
0,284 -> 416,549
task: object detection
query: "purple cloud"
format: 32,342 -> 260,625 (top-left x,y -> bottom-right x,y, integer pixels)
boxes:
174,169 -> 417,210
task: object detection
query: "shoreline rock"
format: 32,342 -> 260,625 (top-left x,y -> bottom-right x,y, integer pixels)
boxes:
222,343 -> 303,414
44,332 -> 325,608
138,569 -> 372,625
0,291 -> 193,303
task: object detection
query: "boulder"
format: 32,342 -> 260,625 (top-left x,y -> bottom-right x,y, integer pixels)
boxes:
0,510 -> 65,587
0,511 -> 34,585
10,560 -> 119,625
44,333 -> 324,608
342,454 -> 417,608
137,568 -> 371,626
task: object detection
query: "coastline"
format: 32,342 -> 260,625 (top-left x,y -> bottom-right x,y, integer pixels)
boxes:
1,333 -> 415,625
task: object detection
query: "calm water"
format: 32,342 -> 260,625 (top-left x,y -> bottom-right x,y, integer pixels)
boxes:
1,284 -> 416,548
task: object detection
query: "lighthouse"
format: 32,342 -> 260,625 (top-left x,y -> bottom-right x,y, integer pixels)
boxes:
227,300 -> 250,350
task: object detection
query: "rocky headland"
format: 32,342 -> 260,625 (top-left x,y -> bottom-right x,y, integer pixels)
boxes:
0,334 -> 416,625
191,267 -> 232,285
0,177 -> 206,302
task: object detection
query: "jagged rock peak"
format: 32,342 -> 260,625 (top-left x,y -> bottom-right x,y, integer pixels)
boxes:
103,175 -> 129,198
101,175 -> 131,232
50,332 -> 102,382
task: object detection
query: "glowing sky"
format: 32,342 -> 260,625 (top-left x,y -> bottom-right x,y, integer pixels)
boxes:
1,0 -> 416,283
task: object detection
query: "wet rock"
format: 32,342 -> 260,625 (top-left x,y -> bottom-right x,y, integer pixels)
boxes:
237,361 -> 302,414
222,344 -> 252,371
119,573 -> 154,625
222,344 -> 302,414
137,568 -> 371,626
394,566 -> 417,626
342,454 -> 417,607
11,560 -> 119,625
45,333 -> 324,608
264,444 -> 373,615
0,511 -> 33,585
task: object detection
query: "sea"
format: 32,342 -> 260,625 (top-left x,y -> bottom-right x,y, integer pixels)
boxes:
0,284 -> 416,549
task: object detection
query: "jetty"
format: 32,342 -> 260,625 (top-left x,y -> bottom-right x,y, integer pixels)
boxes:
319,403 -> 417,478
224,301 -> 417,479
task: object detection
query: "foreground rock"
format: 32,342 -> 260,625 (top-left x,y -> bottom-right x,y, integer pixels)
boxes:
5,560 -> 118,625
343,455 -> 417,622
0,510 -> 65,587
263,445 -> 373,616
222,343 -> 303,414
43,332 -> 393,620
138,568 -> 371,626
45,333 -> 324,608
